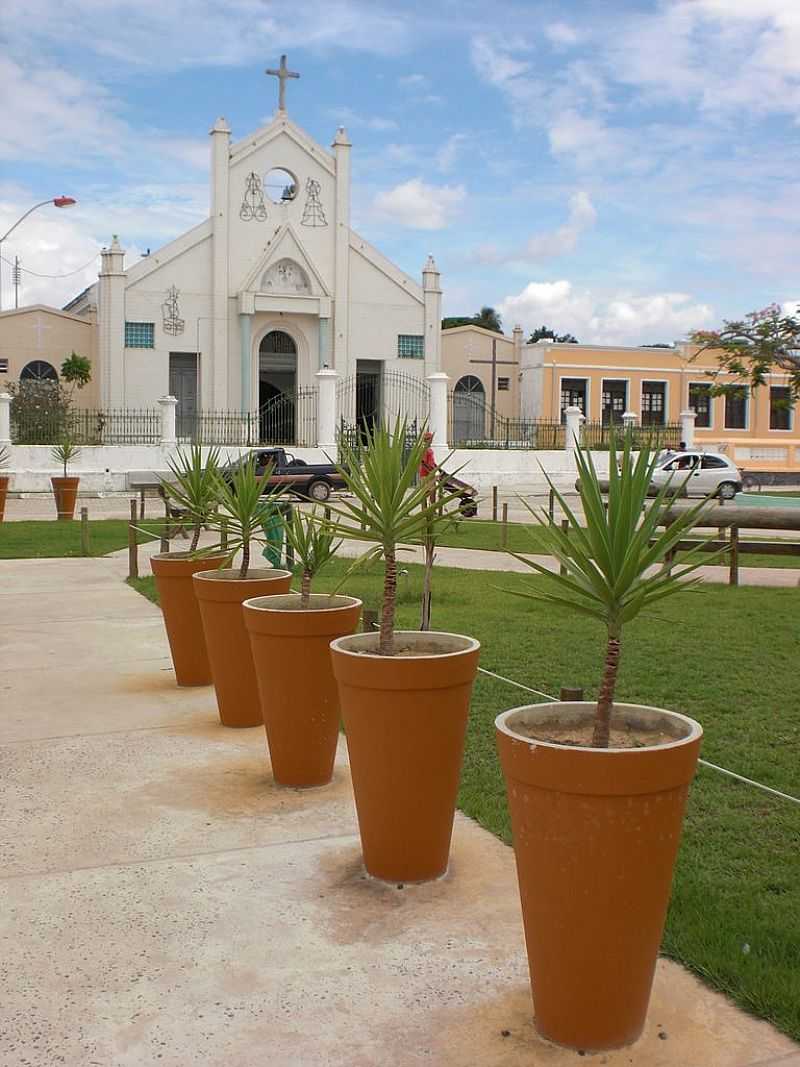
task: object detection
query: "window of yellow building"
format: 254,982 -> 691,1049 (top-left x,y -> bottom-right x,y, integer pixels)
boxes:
769,386 -> 793,431
642,381 -> 666,427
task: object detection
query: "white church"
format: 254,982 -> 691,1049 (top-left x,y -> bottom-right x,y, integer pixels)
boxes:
69,57 -> 443,446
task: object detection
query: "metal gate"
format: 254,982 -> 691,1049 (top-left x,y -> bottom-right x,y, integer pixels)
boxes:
337,368 -> 430,437
258,386 -> 317,447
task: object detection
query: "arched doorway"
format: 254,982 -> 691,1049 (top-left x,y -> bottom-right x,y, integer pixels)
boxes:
453,374 -> 486,444
259,329 -> 297,443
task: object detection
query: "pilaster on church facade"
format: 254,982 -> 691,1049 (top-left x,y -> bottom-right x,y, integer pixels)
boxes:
93,60 -> 439,445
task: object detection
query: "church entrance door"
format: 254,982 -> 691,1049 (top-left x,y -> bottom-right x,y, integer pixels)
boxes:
169,353 -> 198,438
355,359 -> 381,440
259,330 -> 297,443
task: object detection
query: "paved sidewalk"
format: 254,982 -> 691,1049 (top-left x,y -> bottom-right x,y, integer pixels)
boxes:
1,554 -> 799,1065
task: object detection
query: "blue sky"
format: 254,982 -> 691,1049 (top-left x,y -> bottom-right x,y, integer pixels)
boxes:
2,0 -> 799,343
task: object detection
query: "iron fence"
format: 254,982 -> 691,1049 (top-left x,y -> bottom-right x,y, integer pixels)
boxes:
337,368 -> 430,435
448,391 -> 564,449
179,389 -> 318,447
11,407 -> 161,445
581,421 -> 682,451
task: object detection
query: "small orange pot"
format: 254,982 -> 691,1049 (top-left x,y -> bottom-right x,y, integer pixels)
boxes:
243,593 -> 362,787
193,568 -> 292,728
330,631 -> 480,883
150,553 -> 229,686
0,475 -> 9,522
495,701 -> 702,1052
51,476 -> 79,520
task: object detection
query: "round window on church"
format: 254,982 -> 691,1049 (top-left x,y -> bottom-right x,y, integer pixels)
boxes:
264,168 -> 298,204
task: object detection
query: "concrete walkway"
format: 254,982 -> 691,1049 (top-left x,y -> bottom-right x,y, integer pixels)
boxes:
1,555 -> 799,1066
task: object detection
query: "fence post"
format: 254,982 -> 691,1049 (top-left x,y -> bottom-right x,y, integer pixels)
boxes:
80,507 -> 90,556
622,411 -> 637,434
158,395 -> 178,447
426,371 -> 450,450
315,367 -> 338,451
564,406 -> 583,463
492,485 -> 498,523
128,498 -> 139,580
560,686 -> 584,702
548,487 -> 555,522
729,525 -> 739,586
0,392 -> 11,446
500,503 -> 509,548
560,519 -> 569,575
679,409 -> 696,449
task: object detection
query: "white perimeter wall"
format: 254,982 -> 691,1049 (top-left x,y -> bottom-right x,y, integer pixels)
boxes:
6,445 -> 607,494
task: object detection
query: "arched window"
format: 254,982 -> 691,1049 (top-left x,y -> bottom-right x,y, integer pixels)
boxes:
452,375 -> 486,444
260,258 -> 311,294
20,360 -> 58,382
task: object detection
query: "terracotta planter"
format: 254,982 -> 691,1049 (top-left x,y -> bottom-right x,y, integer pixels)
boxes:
0,475 -> 9,522
243,593 -> 362,787
150,552 -> 229,687
51,476 -> 79,520
495,701 -> 702,1052
330,631 -> 480,883
193,568 -> 292,727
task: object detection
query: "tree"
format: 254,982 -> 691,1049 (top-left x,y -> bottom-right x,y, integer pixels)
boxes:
60,352 -> 92,394
641,343 -> 672,348
442,307 -> 504,333
441,316 -> 475,330
528,325 -> 579,344
690,304 -> 800,401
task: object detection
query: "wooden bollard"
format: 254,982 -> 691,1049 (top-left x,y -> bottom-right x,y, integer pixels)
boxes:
729,525 -> 739,587
80,507 -> 90,557
362,608 -> 378,633
548,487 -> 555,522
128,498 -> 139,580
501,503 -> 509,549
220,517 -> 228,552
560,686 -> 584,702
560,519 -> 569,576
492,485 -> 498,523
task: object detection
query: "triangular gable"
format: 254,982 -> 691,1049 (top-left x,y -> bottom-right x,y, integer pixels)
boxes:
238,223 -> 331,297
349,229 -> 424,304
229,115 -> 335,176
125,219 -> 212,285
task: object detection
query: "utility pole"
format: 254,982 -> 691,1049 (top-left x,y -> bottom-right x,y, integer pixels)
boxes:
12,256 -> 21,309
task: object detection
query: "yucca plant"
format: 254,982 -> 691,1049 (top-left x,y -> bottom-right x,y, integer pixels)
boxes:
284,507 -> 341,607
328,419 -> 464,655
202,455 -> 284,579
161,445 -> 222,552
50,438 -> 81,477
0,445 -> 9,469
513,434 -> 722,748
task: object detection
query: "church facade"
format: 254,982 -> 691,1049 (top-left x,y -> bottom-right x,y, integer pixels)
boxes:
73,65 -> 442,445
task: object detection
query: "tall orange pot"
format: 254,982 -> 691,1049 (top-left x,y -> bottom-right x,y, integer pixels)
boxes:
330,631 -> 480,883
495,701 -> 702,1052
193,568 -> 292,728
150,552 -> 228,686
0,475 -> 9,522
243,593 -> 362,787
51,476 -> 79,520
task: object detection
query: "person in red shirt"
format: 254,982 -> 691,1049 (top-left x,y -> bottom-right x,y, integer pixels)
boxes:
419,431 -> 436,480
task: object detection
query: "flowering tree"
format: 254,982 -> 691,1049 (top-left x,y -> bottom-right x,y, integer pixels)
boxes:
690,304 -> 800,401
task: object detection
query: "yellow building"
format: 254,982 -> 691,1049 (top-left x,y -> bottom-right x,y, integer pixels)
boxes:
0,304 -> 99,407
521,341 -> 800,471
441,324 -> 523,441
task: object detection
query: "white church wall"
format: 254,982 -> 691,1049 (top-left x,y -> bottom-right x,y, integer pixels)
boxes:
347,247 -> 424,368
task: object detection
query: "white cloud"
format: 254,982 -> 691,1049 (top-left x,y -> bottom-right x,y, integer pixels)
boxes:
372,179 -> 466,230
398,73 -> 430,89
545,22 -> 581,47
327,108 -> 398,132
476,192 -> 597,265
436,133 -> 468,173
499,280 -> 714,345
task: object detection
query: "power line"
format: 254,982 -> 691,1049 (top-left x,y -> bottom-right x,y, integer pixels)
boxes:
0,252 -> 100,279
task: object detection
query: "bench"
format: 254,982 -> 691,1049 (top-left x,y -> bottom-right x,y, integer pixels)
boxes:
125,471 -> 188,539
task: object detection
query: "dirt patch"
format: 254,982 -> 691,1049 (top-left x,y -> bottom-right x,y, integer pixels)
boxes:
515,722 -> 676,749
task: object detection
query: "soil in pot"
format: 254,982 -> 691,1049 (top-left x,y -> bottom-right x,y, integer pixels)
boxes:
150,552 -> 229,687
243,593 -> 362,787
193,568 -> 292,728
496,701 -> 702,1052
330,630 -> 480,883
0,475 -> 9,522
51,476 -> 79,520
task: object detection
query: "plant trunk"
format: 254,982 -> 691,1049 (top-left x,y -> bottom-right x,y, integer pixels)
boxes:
379,548 -> 397,655
239,536 -> 250,579
300,568 -> 312,609
190,522 -> 201,552
420,537 -> 434,631
592,629 -> 621,749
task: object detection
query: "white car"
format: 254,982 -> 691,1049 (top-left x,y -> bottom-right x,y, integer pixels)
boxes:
650,450 -> 743,500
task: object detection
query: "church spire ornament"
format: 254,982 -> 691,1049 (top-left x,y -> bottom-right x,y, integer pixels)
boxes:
301,177 -> 327,227
265,54 -> 300,113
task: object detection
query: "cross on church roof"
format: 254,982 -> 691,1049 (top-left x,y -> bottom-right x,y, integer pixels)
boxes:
265,55 -> 300,113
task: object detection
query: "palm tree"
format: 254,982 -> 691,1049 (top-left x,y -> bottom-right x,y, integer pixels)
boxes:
474,306 -> 502,333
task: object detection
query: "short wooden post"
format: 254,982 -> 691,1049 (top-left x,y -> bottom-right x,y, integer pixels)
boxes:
500,502 -> 509,549
548,487 -> 555,522
220,518 -> 228,552
492,485 -> 498,523
362,608 -> 378,633
560,686 -> 584,702
139,488 -> 146,521
80,507 -> 90,557
729,524 -> 739,586
560,519 -> 569,575
128,498 -> 139,580
162,493 -> 171,543
324,506 -> 331,524
284,503 -> 295,569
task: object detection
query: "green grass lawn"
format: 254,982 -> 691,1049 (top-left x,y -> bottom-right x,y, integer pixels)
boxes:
130,558 -> 800,1040
0,519 -> 158,559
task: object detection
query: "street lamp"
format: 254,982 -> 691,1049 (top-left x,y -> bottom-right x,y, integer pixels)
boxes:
0,196 -> 77,311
